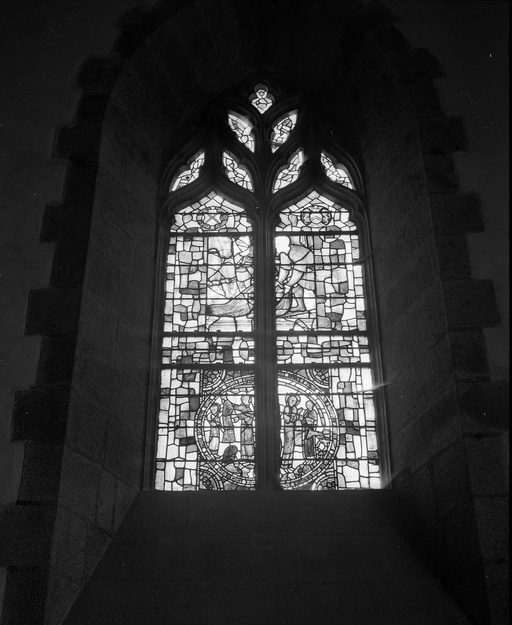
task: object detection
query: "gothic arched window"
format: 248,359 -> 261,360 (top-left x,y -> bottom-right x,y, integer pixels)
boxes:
155,83 -> 381,491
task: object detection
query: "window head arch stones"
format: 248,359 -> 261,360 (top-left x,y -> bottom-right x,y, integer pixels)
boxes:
157,83 -> 381,491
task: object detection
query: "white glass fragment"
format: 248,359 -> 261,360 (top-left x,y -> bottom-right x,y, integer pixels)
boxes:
170,152 -> 205,191
321,152 -> 354,189
250,85 -> 274,113
272,149 -> 304,192
271,111 -> 298,152
223,152 -> 253,190
228,112 -> 255,152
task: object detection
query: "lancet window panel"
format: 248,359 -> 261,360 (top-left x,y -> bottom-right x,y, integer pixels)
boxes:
275,193 -> 378,490
156,193 -> 256,491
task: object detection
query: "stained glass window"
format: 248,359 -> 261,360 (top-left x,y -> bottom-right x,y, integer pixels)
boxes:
271,111 -> 298,152
228,112 -> 255,152
321,152 -> 354,189
170,151 -> 205,191
250,84 -> 274,113
156,84 -> 381,491
273,149 -> 304,192
223,151 -> 253,190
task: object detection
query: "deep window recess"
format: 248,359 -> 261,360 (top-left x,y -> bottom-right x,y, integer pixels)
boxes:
155,83 -> 381,491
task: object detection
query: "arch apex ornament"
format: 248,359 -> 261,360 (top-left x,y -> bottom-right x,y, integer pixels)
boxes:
156,83 -> 380,490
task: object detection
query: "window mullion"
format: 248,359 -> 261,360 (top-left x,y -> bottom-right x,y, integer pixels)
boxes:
253,217 -> 281,489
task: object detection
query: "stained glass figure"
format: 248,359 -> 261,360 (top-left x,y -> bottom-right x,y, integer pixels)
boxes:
156,193 -> 255,490
270,111 -> 298,152
223,152 -> 253,190
250,85 -> 274,113
272,149 -> 304,193
228,112 -> 255,152
170,151 -> 205,191
321,152 -> 354,189
275,192 -> 378,489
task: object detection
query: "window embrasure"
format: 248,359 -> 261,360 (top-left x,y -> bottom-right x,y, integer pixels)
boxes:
155,82 -> 381,491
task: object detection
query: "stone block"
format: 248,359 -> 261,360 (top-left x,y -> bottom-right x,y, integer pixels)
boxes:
40,202 -> 92,244
1,567 -> 47,625
95,165 -> 156,255
75,54 -> 124,93
104,418 -> 143,485
436,502 -> 490,623
111,63 -> 171,148
408,82 -> 444,119
11,388 -> 68,443
114,321 -> 150,386
384,333 -> 455,433
448,329 -> 490,379
66,390 -> 108,463
457,380 -> 509,433
84,526 -> 112,581
431,441 -> 472,517
442,279 -> 501,328
103,100 -> 161,177
394,465 -> 436,531
465,436 -> 509,496
132,245 -> 156,294
50,507 -> 88,582
418,116 -> 467,155
371,206 -> 436,296
54,123 -> 103,163
391,385 -> 462,473
96,470 -> 116,533
430,192 -> 484,234
84,247 -> 152,344
44,571 -> 80,625
58,447 -> 101,523
77,292 -> 117,362
17,443 -> 62,502
127,42 -> 178,118
396,47 -> 445,84
381,284 -> 447,380
484,560 -> 509,625
88,209 -> 135,279
435,234 -> 472,279
473,496 -> 509,560
50,241 -> 88,287
25,288 -> 81,337
35,337 -> 76,387
74,92 -> 110,124
0,504 -> 55,567
113,479 -> 139,532
72,347 -> 146,433
423,154 -> 459,193
377,239 -> 440,333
